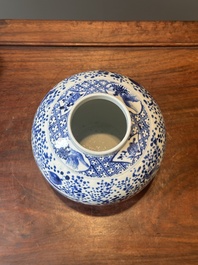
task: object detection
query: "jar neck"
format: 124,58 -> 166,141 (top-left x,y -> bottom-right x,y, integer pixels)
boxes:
67,93 -> 131,156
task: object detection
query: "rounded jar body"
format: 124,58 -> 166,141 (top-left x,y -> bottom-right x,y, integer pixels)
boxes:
32,70 -> 166,205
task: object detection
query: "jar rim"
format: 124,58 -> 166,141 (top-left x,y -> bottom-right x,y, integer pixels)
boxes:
67,93 -> 131,156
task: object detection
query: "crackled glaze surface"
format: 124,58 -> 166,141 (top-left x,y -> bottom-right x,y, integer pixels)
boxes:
32,70 -> 166,205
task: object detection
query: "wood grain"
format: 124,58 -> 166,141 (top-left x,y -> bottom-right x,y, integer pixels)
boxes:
0,20 -> 198,46
0,21 -> 198,265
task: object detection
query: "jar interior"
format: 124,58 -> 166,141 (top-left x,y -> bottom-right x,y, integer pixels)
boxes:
70,98 -> 128,152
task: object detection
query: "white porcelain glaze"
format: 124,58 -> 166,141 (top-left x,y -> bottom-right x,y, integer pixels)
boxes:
32,70 -> 166,205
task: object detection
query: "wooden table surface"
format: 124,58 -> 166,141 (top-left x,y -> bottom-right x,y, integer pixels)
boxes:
0,20 -> 197,265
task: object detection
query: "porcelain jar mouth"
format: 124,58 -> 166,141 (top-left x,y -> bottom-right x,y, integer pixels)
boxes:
67,93 -> 131,156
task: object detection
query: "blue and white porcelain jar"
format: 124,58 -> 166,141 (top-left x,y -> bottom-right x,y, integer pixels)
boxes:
32,70 -> 166,205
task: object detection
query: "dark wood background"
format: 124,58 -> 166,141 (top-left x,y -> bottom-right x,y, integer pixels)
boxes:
0,21 -> 197,265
